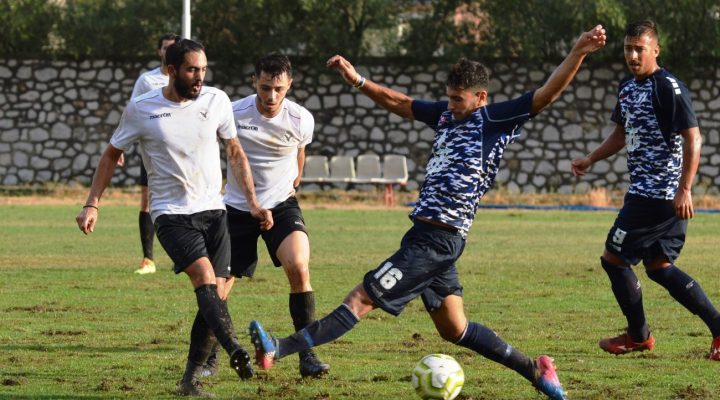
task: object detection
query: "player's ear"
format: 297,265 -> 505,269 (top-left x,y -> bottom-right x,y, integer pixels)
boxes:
475,90 -> 488,107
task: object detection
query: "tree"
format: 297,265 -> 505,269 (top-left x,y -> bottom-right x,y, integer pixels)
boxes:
0,0 -> 60,58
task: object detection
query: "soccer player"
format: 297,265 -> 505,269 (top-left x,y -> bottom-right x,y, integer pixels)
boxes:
129,32 -> 180,275
248,25 -> 607,400
571,20 -> 720,361
75,39 -> 273,397
199,54 -> 330,379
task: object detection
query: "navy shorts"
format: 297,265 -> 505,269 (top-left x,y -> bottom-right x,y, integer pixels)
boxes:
226,196 -> 308,278
363,219 -> 465,316
139,161 -> 148,187
154,209 -> 232,277
605,193 -> 687,266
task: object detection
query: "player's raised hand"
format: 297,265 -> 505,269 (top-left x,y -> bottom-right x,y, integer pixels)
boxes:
326,55 -> 360,86
572,25 -> 607,55
571,156 -> 592,176
76,206 -> 98,234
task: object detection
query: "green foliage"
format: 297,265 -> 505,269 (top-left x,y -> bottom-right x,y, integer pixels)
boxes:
2,0 -> 718,69
2,204 -> 720,398
0,0 -> 60,58
54,0 -> 179,61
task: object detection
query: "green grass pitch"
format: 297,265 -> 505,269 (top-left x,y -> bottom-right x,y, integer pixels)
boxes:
1,204 -> 719,399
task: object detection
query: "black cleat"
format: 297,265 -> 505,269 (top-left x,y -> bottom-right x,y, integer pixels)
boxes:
230,348 -> 254,380
176,379 -> 216,398
298,349 -> 330,378
200,351 -> 219,378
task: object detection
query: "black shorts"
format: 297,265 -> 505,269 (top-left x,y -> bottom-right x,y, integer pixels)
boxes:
154,209 -> 231,277
605,193 -> 687,266
226,196 -> 308,278
139,162 -> 148,187
362,219 -> 465,316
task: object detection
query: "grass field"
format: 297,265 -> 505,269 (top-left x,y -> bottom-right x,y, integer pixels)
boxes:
1,203 -> 719,399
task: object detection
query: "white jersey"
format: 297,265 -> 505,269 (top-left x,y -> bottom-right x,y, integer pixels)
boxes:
224,94 -> 314,210
130,67 -> 168,99
111,86 -> 237,221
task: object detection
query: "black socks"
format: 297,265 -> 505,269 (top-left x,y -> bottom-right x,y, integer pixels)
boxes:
277,304 -> 359,359
139,211 -> 154,260
601,258 -> 650,342
647,265 -> 720,337
289,291 -> 316,331
456,322 -> 536,383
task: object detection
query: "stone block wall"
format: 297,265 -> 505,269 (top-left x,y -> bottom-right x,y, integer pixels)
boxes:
1,59 -> 719,194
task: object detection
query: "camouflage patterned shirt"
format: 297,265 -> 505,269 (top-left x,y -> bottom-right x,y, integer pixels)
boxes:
611,69 -> 698,200
409,92 -> 534,237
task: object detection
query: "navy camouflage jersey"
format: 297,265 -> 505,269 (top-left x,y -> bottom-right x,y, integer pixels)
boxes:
611,69 -> 698,200
409,92 -> 534,237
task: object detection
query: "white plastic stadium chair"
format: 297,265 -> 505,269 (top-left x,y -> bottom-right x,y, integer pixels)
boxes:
302,155 -> 329,183
379,155 -> 409,207
327,155 -> 356,183
355,154 -> 382,184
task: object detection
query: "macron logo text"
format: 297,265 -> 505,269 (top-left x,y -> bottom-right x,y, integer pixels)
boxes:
150,113 -> 172,119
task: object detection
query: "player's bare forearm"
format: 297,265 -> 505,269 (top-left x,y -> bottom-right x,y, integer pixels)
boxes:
678,127 -> 701,193
226,139 -> 260,209
326,54 -> 415,120
85,145 -> 123,206
532,25 -> 606,114
588,125 -> 626,163
294,147 -> 306,188
76,144 -> 122,234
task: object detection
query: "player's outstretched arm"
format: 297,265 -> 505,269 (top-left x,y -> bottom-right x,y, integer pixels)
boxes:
224,137 -> 274,230
532,25 -> 606,114
675,127 -> 702,219
326,55 -> 415,120
76,144 -> 123,234
571,124 -> 625,176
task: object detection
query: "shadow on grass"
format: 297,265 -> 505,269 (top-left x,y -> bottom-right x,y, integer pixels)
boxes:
0,344 -> 175,353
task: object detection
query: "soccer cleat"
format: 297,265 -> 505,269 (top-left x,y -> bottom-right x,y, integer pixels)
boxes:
229,348 -> 253,380
298,349 -> 330,378
248,320 -> 277,370
599,332 -> 655,355
200,351 -> 219,378
134,258 -> 156,274
176,378 -> 216,398
533,355 -> 567,400
710,336 -> 720,361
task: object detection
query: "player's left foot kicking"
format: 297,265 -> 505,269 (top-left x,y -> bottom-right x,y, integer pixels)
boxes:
249,320 -> 277,370
533,355 -> 567,400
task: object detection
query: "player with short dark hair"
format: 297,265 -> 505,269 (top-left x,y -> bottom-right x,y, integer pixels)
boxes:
572,20 -> 720,361
198,53 -> 330,379
76,38 -> 273,397
129,32 -> 180,275
248,26 -> 607,400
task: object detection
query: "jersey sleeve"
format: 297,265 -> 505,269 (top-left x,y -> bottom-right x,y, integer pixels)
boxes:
130,76 -> 152,99
298,108 -> 314,147
481,91 -> 534,141
216,92 -> 237,140
657,76 -> 699,131
110,100 -> 141,151
411,100 -> 448,127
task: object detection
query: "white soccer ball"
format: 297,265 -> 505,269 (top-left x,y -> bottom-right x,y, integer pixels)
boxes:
411,354 -> 464,400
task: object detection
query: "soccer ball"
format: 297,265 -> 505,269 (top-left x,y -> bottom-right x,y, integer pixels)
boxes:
411,354 -> 464,400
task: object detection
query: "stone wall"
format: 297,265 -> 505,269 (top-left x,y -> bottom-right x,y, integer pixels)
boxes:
1,59 -> 719,194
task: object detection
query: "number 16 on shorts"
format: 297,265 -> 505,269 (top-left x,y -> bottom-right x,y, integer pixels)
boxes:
374,261 -> 403,290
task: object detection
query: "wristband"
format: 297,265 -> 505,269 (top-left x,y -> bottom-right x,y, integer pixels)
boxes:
83,205 -> 98,210
353,75 -> 366,88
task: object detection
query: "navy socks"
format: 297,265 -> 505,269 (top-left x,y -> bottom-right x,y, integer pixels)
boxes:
456,322 -> 535,382
601,257 -> 650,342
277,304 -> 359,359
647,265 -> 720,337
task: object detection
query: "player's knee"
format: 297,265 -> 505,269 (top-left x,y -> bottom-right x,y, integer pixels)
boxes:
436,326 -> 463,342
